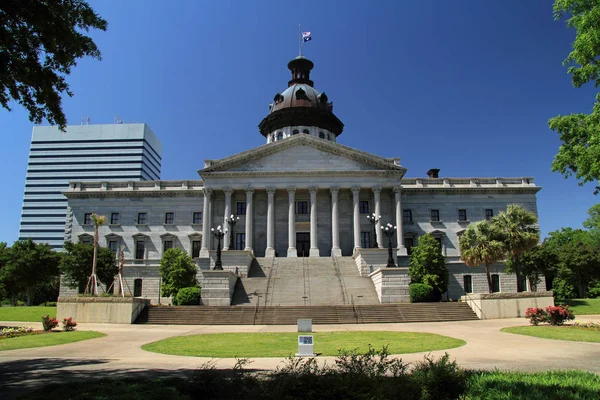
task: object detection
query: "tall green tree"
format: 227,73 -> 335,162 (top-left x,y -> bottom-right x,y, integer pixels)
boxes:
2,239 -> 60,305
159,248 -> 197,300
492,205 -> 540,292
549,0 -> 600,194
0,0 -> 107,130
408,233 -> 449,298
459,220 -> 506,293
60,241 -> 116,291
583,204 -> 600,230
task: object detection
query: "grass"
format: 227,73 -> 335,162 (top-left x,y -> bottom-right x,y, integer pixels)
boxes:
0,331 -> 106,351
501,325 -> 600,343
142,331 -> 466,358
0,306 -> 56,321
558,298 -> 600,315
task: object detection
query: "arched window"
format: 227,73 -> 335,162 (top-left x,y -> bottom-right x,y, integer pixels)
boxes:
327,133 -> 331,140
277,132 -> 283,140
302,129 -> 310,134
319,132 -> 325,139
292,129 -> 299,135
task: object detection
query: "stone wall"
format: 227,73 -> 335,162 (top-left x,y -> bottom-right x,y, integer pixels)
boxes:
369,268 -> 411,303
201,270 -> 239,306
57,296 -> 150,324
461,292 -> 554,319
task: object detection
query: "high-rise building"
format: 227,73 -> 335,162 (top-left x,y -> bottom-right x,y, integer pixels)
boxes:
19,123 -> 162,249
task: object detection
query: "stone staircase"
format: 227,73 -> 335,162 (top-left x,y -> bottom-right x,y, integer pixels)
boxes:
137,303 -> 479,325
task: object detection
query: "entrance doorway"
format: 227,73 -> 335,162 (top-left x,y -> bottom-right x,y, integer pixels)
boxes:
296,232 -> 310,257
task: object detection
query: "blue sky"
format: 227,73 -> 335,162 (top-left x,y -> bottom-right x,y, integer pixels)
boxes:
0,0 -> 598,243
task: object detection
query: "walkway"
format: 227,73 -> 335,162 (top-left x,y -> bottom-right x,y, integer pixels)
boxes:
1,316 -> 599,399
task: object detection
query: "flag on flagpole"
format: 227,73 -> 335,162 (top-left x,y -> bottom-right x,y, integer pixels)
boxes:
302,31 -> 312,42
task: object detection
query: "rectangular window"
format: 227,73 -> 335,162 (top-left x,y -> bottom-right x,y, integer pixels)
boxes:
361,231 -> 371,248
359,201 -> 370,214
133,279 -> 143,297
518,275 -> 527,293
296,201 -> 308,214
458,209 -> 467,222
491,274 -> 500,293
83,213 -> 92,225
403,209 -> 412,223
108,240 -> 118,254
236,233 -> 246,250
237,201 -> 247,215
435,237 -> 443,252
485,209 -> 494,221
430,209 -> 440,222
110,212 -> 120,225
137,212 -> 147,225
81,238 -> 92,245
463,275 -> 473,293
163,240 -> 173,252
193,212 -> 202,224
192,240 -> 201,258
164,212 -> 174,224
135,241 -> 145,260
405,237 -> 414,255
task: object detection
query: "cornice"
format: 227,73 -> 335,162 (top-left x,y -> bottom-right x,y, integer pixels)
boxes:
202,170 -> 405,178
400,187 -> 541,194
65,190 -> 204,199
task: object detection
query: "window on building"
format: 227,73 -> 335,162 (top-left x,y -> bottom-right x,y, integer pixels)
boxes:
463,275 -> 473,293
403,209 -> 413,223
137,212 -> 147,225
110,212 -> 120,225
458,209 -> 467,222
192,240 -> 201,257
359,201 -> 369,214
435,237 -> 442,251
108,240 -> 118,254
491,274 -> 500,293
296,201 -> 308,214
163,240 -> 173,252
430,209 -> 440,222
405,237 -> 414,255
193,212 -> 202,224
518,275 -> 527,293
135,241 -> 145,260
133,279 -> 142,297
164,212 -> 174,224
302,129 -> 310,134
83,213 -> 92,225
361,232 -> 371,249
236,233 -> 246,250
319,131 -> 325,139
81,237 -> 92,245
237,201 -> 247,215
327,133 -> 331,140
292,129 -> 299,135
277,132 -> 283,140
78,281 -> 85,294
485,209 -> 494,220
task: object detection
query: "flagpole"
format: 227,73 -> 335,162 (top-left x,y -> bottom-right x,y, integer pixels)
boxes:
298,24 -> 302,57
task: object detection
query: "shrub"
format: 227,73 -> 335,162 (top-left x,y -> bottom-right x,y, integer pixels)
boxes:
62,317 -> 77,331
588,280 -> 600,298
525,307 -> 546,326
573,320 -> 600,331
0,326 -> 33,338
175,287 -> 201,306
410,283 -> 435,303
411,353 -> 468,400
545,305 -> 574,326
42,315 -> 59,331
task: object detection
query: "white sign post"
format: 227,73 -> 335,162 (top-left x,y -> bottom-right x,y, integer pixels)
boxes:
296,335 -> 315,357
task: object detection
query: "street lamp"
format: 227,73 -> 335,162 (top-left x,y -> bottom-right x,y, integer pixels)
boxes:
211,225 -> 227,270
366,213 -> 381,248
225,214 -> 239,250
381,223 -> 397,268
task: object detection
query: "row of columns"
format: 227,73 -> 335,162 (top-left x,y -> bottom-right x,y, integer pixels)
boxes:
200,186 -> 406,257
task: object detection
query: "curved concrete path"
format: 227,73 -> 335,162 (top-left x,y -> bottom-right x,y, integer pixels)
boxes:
1,316 -> 599,399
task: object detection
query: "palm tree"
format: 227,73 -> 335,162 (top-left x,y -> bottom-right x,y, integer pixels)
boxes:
459,220 -> 506,293
85,213 -> 106,295
491,204 -> 540,292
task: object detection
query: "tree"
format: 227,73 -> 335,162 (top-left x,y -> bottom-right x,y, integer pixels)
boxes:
2,239 -> 60,305
491,205 -> 540,292
408,233 -> 449,298
159,248 -> 197,300
548,1 -> 600,194
60,241 -> 116,291
512,245 -> 552,292
459,220 -> 506,293
583,203 -> 600,230
87,213 -> 106,295
0,0 -> 107,130
0,242 -> 11,303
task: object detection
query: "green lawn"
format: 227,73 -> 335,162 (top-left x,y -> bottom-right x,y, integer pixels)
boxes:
142,331 -> 466,358
501,326 -> 600,343
0,306 -> 56,322
558,298 -> 600,315
0,331 -> 105,351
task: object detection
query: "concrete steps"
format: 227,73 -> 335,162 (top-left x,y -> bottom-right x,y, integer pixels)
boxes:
137,302 -> 479,325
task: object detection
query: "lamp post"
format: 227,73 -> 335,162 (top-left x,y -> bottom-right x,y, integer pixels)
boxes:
211,225 -> 227,270
225,214 -> 239,250
381,223 -> 397,268
366,213 -> 381,248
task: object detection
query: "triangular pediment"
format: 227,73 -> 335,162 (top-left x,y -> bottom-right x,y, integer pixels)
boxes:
199,135 -> 406,175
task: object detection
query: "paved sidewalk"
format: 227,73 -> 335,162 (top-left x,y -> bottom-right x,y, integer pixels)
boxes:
1,316 -> 599,399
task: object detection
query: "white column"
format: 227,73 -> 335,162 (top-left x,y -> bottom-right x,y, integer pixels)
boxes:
265,187 -> 276,257
200,188 -> 212,257
394,185 -> 407,256
244,188 -> 254,253
287,187 -> 297,257
373,186 -> 383,249
352,186 -> 361,251
223,188 -> 233,250
309,186 -> 320,257
330,187 -> 341,256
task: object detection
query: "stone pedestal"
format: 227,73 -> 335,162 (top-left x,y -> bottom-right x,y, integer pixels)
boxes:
206,250 -> 253,277
461,292 -> 555,319
353,248 -> 395,275
57,297 -> 150,324
368,268 -> 410,303
201,270 -> 239,306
